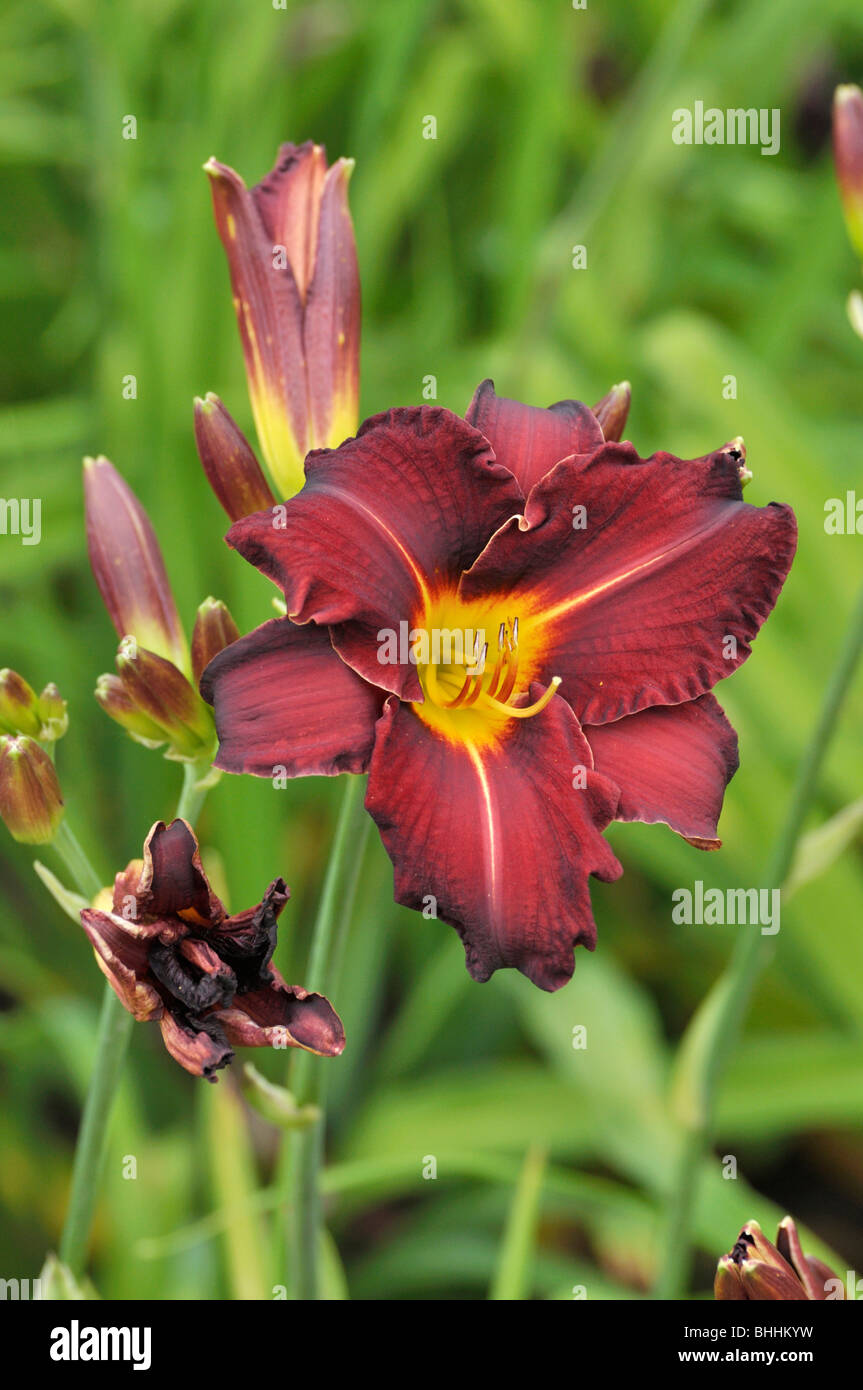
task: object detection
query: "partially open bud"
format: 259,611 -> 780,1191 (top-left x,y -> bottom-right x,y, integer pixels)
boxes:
715,1216 -> 843,1301
84,456 -> 189,675
592,381 -> 631,442
115,638 -> 215,762
95,673 -> 170,750
191,598 -> 240,686
0,735 -> 64,844
0,669 -> 42,737
37,683 -> 68,742
713,1255 -> 746,1300
205,142 -> 360,498
194,394 -> 277,521
833,85 -> 863,262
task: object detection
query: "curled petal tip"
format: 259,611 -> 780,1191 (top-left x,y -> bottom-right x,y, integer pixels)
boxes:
593,380 -> 632,441
833,83 -> 863,260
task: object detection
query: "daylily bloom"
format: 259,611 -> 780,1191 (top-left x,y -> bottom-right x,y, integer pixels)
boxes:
80,818 -> 345,1080
201,395 -> 796,990
85,456 -> 237,762
715,1217 -> 844,1300
205,142 -> 360,498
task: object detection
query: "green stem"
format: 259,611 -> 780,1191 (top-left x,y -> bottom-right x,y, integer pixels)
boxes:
284,773 -> 369,1300
55,755 -> 214,1277
655,580 -> 863,1298
58,984 -> 134,1273
53,821 -> 104,902
175,757 -> 212,824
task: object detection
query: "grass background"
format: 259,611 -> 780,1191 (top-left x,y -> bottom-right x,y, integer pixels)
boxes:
1,0 -> 863,1299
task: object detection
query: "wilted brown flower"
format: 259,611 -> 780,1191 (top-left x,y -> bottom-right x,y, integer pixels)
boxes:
80,818 -> 345,1081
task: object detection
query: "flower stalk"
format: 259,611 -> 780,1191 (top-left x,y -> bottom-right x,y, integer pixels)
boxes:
283,772 -> 370,1299
655,576 -> 863,1298
55,756 -> 216,1277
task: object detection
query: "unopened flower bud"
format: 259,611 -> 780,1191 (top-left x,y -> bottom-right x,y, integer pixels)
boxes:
95,673 -> 169,750
592,381 -> 631,442
0,669 -> 42,737
715,1215 -> 842,1302
0,735 -> 64,843
84,456 -> 189,674
116,639 -> 215,762
833,85 -> 863,261
205,143 -> 360,497
194,395 -> 277,521
37,683 -> 68,741
191,598 -> 241,686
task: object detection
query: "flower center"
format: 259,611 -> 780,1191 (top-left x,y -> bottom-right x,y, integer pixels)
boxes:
411,595 -> 560,748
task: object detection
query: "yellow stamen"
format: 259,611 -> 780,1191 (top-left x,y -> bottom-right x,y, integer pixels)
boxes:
475,676 -> 561,719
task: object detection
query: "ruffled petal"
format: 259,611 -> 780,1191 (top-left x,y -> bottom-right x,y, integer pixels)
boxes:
216,968 -> 345,1056
465,379 -> 604,494
365,690 -> 622,991
225,407 -> 523,700
200,617 -> 384,776
584,694 -> 739,849
460,442 -> 797,726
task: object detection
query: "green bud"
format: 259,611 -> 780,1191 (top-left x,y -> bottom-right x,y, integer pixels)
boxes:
116,638 -> 215,761
0,669 -> 42,737
95,673 -> 167,750
0,735 -> 64,844
37,683 -> 69,741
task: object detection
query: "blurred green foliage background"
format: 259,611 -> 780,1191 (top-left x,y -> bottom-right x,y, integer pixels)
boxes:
1,0 -> 863,1299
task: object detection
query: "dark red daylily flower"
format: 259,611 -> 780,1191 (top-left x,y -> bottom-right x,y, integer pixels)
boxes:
201,391 -> 796,991
80,818 -> 344,1080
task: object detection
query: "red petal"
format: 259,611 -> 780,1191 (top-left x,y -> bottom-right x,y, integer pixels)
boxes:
205,157 -> 308,494
461,442 -> 797,726
80,909 -> 164,1021
137,819 -> 223,926
200,617 -> 384,776
216,968 -> 345,1056
366,691 -> 622,991
465,380 -> 604,494
226,408 -> 522,699
159,1009 -> 233,1081
252,142 -> 328,301
584,695 -> 739,848
304,159 -> 361,449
